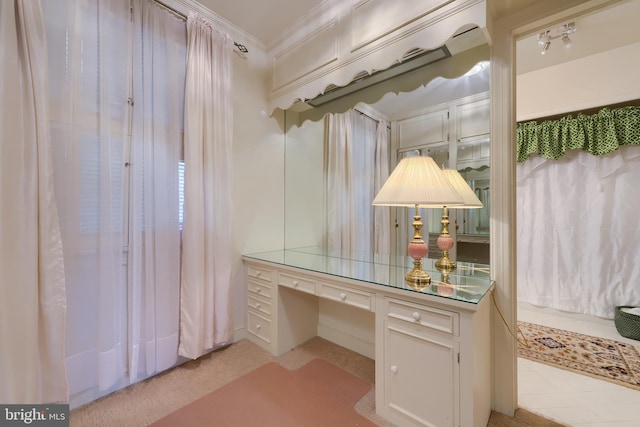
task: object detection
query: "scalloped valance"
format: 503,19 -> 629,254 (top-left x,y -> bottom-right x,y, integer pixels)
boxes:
267,0 -> 488,113
516,106 -> 640,163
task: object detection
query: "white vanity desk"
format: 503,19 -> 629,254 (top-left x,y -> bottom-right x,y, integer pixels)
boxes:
242,247 -> 494,427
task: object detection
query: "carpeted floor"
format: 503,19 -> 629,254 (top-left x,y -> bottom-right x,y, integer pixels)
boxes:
518,321 -> 640,391
70,337 -> 562,426
149,359 -> 375,427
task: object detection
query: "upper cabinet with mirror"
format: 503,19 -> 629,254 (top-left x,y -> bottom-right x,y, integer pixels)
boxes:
270,0 -> 491,266
267,0 -> 489,113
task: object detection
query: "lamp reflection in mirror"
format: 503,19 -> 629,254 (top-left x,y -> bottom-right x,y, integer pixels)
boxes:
372,156 -> 463,288
435,269 -> 455,297
435,169 -> 483,271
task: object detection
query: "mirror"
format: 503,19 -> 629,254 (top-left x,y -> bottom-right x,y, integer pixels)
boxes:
283,27 -> 491,265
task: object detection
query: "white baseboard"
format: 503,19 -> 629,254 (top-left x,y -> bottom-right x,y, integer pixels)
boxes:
317,323 -> 374,359
233,326 -> 247,342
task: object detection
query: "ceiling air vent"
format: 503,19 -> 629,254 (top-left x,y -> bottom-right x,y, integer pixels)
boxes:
306,45 -> 451,107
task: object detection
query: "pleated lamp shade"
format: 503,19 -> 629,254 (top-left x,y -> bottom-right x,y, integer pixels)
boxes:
372,156 -> 464,207
441,169 -> 483,208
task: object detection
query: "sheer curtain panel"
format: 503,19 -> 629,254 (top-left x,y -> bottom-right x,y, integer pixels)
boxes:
43,0 -> 187,404
374,119 -> 390,254
517,146 -> 640,318
326,111 -> 389,253
44,0 -> 131,395
128,0 -> 186,382
179,14 -> 234,359
0,0 -> 68,403
326,112 -> 355,250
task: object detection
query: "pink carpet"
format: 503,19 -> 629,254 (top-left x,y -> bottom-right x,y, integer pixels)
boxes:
149,358 -> 376,427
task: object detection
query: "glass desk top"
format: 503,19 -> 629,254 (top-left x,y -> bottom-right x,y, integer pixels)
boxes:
243,246 -> 494,305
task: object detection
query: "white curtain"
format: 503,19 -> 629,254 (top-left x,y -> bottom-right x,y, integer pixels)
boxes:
179,14 -> 234,359
326,111 -> 389,254
44,0 -> 131,394
44,0 -> 187,400
327,112 -> 355,250
128,0 -> 186,381
374,119 -> 390,254
0,0 -> 68,404
517,146 -> 640,318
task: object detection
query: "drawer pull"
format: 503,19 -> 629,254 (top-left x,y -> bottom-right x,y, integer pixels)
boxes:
256,271 -> 262,277
256,287 -> 261,293
293,280 -> 299,287
256,324 -> 261,330
339,292 -> 347,301
255,303 -> 261,309
390,365 -> 398,374
412,312 -> 421,321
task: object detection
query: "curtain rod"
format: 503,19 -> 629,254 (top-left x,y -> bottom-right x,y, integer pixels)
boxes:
153,0 -> 249,54
354,108 -> 379,123
354,108 -> 392,130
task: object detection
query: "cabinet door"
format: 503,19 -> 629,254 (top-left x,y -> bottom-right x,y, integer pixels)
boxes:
396,109 -> 449,151
456,97 -> 490,142
382,320 -> 460,427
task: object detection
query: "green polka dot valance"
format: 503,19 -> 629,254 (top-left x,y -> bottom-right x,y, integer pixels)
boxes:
516,106 -> 640,163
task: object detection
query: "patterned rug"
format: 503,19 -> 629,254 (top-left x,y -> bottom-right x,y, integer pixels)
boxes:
517,321 -> 640,391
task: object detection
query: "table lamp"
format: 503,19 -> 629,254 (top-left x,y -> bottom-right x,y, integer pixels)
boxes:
434,169 -> 483,271
373,156 -> 463,287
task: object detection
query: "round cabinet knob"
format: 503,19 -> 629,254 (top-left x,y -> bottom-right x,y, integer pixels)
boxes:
339,292 -> 347,300
256,324 -> 261,330
293,280 -> 299,287
390,365 -> 398,374
256,271 -> 261,277
255,303 -> 261,309
412,312 -> 421,321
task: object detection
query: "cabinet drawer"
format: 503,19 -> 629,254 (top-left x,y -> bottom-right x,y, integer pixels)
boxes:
247,311 -> 272,343
248,280 -> 272,299
387,298 -> 459,336
279,272 -> 316,295
248,294 -> 271,316
318,282 -> 373,311
247,264 -> 273,283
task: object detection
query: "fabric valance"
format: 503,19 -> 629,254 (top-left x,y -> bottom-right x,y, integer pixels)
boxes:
516,106 -> 640,163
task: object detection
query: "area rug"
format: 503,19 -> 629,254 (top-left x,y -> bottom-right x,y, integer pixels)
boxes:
148,358 -> 376,427
517,321 -> 640,391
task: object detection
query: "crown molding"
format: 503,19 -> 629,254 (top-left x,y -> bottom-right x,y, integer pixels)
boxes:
166,0 -> 265,50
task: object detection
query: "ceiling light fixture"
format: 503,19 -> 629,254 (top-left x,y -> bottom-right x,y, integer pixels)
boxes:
536,22 -> 576,55
541,40 -> 551,55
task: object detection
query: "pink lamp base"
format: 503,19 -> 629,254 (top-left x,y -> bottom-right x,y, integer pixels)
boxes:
408,241 -> 428,260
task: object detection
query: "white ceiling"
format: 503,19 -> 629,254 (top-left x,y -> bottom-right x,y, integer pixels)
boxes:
193,0 -> 540,47
516,0 -> 640,75
195,0 -> 324,45
192,0 -> 639,118
192,0 -> 639,75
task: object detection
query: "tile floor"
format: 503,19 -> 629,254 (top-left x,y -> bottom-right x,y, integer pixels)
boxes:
517,303 -> 640,426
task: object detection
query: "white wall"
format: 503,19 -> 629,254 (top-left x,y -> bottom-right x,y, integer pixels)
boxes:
284,117 -> 325,249
229,43 -> 286,337
517,41 -> 640,121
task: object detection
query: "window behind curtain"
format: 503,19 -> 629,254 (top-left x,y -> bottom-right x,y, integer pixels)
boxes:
42,0 -> 187,406
325,110 -> 380,253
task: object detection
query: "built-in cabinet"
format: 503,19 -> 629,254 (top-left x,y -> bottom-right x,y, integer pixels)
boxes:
394,92 -> 490,168
246,263 -> 276,351
267,0 -> 488,112
457,96 -> 490,144
243,250 -> 492,427
380,297 -> 461,426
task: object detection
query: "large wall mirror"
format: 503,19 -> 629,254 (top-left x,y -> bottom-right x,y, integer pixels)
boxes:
283,25 -> 491,267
